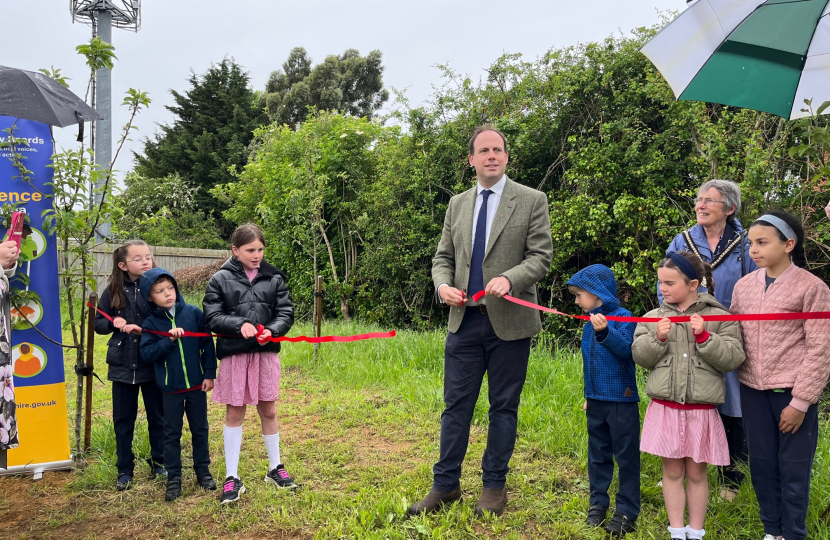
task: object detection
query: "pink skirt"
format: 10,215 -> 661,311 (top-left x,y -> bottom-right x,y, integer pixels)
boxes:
640,400 -> 729,465
212,352 -> 281,406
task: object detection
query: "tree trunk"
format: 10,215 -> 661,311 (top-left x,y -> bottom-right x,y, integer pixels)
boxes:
318,221 -> 350,320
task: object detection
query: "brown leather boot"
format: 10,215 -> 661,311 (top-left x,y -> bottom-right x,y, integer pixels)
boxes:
474,487 -> 507,516
408,488 -> 462,515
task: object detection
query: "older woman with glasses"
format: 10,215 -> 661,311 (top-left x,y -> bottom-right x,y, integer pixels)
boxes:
659,179 -> 756,502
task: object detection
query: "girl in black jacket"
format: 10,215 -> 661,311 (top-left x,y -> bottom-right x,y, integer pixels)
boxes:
203,224 -> 294,504
94,240 -> 165,490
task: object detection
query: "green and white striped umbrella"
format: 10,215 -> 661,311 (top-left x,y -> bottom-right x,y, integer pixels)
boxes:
641,0 -> 830,119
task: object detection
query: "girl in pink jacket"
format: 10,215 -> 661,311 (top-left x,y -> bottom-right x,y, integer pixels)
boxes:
731,211 -> 830,540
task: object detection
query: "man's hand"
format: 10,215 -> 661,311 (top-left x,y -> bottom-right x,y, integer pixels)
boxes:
168,327 -> 185,341
201,379 -> 215,392
485,276 -> 511,298
779,405 -> 806,434
257,328 -> 272,345
590,314 -> 608,332
656,317 -> 672,341
689,313 -> 706,336
439,286 -> 466,307
240,322 -> 258,339
0,240 -> 19,270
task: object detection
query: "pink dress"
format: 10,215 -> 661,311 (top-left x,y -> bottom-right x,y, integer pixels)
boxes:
211,266 -> 282,406
640,400 -> 730,465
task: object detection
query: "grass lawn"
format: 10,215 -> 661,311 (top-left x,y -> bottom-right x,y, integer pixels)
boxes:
1,315 -> 829,539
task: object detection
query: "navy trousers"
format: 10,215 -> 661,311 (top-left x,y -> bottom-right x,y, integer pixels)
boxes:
741,384 -> 819,540
112,380 -> 165,476
433,309 -> 531,491
718,412 -> 748,488
161,389 -> 211,479
586,399 -> 641,519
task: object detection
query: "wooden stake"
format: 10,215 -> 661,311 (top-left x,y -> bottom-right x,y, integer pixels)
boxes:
316,275 -> 323,338
313,276 -> 322,363
83,292 -> 97,454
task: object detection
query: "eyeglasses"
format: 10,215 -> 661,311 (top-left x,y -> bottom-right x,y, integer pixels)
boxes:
696,197 -> 726,206
130,256 -> 153,264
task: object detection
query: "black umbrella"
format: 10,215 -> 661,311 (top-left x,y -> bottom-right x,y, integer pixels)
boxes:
0,65 -> 101,141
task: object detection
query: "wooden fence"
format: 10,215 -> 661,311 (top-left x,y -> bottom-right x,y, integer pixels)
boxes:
58,244 -> 231,294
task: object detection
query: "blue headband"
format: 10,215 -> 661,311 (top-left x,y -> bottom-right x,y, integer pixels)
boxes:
667,251 -> 699,282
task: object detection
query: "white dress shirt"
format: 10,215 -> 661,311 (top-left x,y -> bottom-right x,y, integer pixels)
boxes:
471,175 -> 505,254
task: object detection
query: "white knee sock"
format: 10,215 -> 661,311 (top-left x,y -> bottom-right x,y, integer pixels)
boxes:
224,425 -> 243,479
263,432 -> 281,470
668,526 -> 687,540
685,527 -> 705,540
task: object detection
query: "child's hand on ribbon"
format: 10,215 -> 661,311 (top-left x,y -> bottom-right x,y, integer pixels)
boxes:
168,327 -> 185,341
656,317 -> 672,341
240,322 -> 258,339
122,324 -> 142,335
689,313 -> 706,335
589,314 -> 608,332
257,326 -> 272,345
113,316 -> 127,330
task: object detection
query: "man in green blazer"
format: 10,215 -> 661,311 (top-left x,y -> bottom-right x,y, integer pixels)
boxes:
409,126 -> 552,517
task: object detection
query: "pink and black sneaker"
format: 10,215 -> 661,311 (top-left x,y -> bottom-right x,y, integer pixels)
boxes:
220,476 -> 245,504
265,464 -> 297,489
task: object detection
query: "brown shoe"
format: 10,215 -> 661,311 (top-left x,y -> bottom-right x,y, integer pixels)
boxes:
475,487 -> 507,516
408,488 -> 462,515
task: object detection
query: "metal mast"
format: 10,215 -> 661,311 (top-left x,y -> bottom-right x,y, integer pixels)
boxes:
70,1 -> 141,240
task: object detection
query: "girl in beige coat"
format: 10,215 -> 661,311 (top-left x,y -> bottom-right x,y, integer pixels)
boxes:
632,251 -> 745,540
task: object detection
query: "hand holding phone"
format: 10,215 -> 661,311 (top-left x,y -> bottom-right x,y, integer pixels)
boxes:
3,212 -> 25,252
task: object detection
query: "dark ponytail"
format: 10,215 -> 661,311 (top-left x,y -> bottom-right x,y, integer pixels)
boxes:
107,240 -> 151,309
658,250 -> 715,295
752,210 -> 806,268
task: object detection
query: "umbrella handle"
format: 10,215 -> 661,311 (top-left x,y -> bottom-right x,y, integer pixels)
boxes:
75,112 -> 84,143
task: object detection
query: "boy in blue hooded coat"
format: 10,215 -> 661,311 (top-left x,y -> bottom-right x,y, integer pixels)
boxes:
567,264 -> 639,536
139,268 -> 217,502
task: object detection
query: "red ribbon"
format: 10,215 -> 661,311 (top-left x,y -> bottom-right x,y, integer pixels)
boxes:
470,291 -> 830,323
88,303 -> 396,343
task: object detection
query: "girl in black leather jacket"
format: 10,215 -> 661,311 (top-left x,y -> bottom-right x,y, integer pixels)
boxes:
203,224 -> 295,503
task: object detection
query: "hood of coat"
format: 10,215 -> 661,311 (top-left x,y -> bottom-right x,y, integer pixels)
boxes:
566,264 -> 621,314
139,267 -> 185,317
221,257 -> 288,283
659,292 -> 727,315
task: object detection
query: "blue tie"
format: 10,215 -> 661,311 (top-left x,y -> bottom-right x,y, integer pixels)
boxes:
468,189 -> 492,296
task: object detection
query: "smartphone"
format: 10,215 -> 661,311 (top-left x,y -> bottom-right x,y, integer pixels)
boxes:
3,211 -> 25,251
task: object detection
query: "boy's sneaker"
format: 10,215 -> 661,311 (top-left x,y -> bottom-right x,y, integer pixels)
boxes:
164,477 -> 182,502
604,511 -> 636,536
585,504 -> 608,527
116,474 -> 132,492
265,464 -> 297,489
220,476 -> 245,504
198,473 -> 217,490
147,458 -> 167,479
762,536 -> 783,540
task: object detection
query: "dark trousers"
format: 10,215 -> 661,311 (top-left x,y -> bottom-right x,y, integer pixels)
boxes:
586,399 -> 641,519
112,380 -> 165,476
741,384 -> 819,540
718,412 -> 748,488
161,390 -> 211,479
433,309 -> 531,491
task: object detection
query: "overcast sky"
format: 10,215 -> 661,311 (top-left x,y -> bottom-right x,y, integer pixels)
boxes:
4,0 -> 681,178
